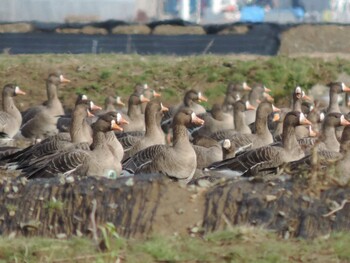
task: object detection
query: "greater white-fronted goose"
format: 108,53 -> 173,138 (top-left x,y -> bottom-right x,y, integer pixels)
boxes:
0,84 -> 26,138
122,108 -> 204,183
104,95 -> 125,112
327,82 -> 350,113
20,73 -> 71,140
333,126 -> 350,185
163,89 -> 208,124
57,97 -> 102,133
213,101 -> 278,156
285,113 -> 350,176
222,82 -> 251,113
4,100 -> 99,170
244,84 -> 273,125
24,112 -> 124,179
209,100 -> 255,141
207,111 -> 312,177
140,83 -> 161,113
122,92 -> 150,132
22,72 -> 70,125
297,112 -> 350,155
192,136 -> 231,169
192,103 -> 234,138
122,100 -> 168,160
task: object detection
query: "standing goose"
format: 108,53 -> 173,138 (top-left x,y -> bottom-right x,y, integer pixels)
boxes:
209,100 -> 255,141
122,108 -> 204,183
244,84 -> 273,125
24,112 -> 124,179
4,100 -> 100,170
192,103 -> 234,138
222,82 -> 251,113
161,89 -> 207,142
293,112 -> 350,157
213,101 -> 279,156
122,100 -> 168,160
20,73 -> 71,140
140,83 -> 161,113
333,126 -> 350,185
285,113 -> 350,176
162,89 -> 208,125
104,95 -> 125,112
326,82 -> 350,113
22,72 -> 70,125
122,92 -> 150,132
0,84 -> 26,138
207,111 -> 312,177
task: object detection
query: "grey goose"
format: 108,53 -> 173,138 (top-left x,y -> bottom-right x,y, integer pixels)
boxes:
122,92 -> 150,132
244,84 -> 273,125
0,84 -> 26,138
209,100 -> 255,141
122,100 -> 168,160
122,108 -> 204,183
207,111 -> 312,177
24,112 -> 125,179
20,73 -> 71,140
4,100 -> 101,170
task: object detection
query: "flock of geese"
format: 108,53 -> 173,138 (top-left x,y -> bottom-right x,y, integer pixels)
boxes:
0,71 -> 350,185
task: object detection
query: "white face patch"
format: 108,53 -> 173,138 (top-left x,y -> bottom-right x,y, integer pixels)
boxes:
341,115 -> 346,123
342,82 -> 346,91
299,112 -> 307,123
90,101 -> 94,109
245,101 -> 250,108
198,92 -> 202,98
111,119 -> 116,129
82,94 -> 88,100
140,94 -> 145,100
15,86 -> 20,93
320,112 -> 325,121
295,86 -> 302,94
143,83 -> 149,89
116,113 -> 122,123
236,94 -> 241,100
191,111 -> 196,122
243,82 -> 247,88
59,75 -> 64,82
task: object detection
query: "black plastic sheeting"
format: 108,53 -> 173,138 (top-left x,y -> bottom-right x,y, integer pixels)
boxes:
0,32 -> 280,55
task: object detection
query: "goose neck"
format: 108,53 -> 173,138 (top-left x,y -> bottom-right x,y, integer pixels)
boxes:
282,125 -> 299,151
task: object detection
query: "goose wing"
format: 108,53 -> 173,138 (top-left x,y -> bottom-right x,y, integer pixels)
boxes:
122,144 -> 166,174
208,145 -> 281,175
25,150 -> 89,179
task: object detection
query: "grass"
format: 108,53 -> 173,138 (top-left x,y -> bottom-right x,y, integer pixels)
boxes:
0,54 -> 349,111
0,227 -> 349,262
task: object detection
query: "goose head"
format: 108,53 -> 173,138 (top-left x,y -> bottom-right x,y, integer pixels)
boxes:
94,112 -> 128,132
183,90 -> 208,106
173,108 -> 204,128
283,111 -> 312,128
3,84 -> 26,97
323,112 -> 350,128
